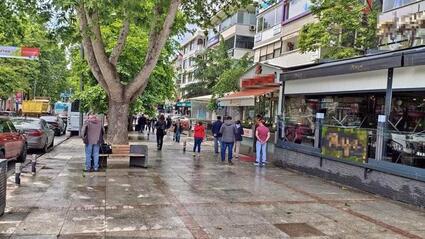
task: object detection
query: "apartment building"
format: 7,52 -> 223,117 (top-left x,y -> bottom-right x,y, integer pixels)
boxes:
253,0 -> 320,67
378,0 -> 425,50
207,8 -> 257,59
177,30 -> 206,92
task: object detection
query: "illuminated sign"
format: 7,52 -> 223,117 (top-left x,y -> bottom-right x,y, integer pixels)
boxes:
321,126 -> 368,163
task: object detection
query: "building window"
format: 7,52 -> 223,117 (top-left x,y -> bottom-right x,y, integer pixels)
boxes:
235,35 -> 254,49
383,0 -> 417,12
256,4 -> 283,33
286,0 -> 311,21
224,36 -> 235,50
258,39 -> 283,61
283,1 -> 290,21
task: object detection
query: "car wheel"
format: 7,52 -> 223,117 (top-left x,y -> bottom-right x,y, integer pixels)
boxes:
17,144 -> 27,163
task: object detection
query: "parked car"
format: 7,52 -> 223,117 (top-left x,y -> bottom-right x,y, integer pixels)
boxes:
40,115 -> 66,136
0,117 -> 27,161
0,111 -> 17,117
11,117 -> 54,153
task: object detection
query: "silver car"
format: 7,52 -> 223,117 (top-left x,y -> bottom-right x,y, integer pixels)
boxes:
11,118 -> 55,153
40,115 -> 66,136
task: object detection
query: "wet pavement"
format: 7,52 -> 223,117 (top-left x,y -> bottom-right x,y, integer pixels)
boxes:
2,133 -> 425,238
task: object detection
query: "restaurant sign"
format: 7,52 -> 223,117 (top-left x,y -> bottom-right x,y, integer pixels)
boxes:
241,74 -> 276,88
321,126 -> 368,163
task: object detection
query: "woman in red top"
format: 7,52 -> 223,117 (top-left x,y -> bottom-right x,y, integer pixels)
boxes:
193,121 -> 205,158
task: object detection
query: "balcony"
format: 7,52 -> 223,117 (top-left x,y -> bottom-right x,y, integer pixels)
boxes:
266,49 -> 320,68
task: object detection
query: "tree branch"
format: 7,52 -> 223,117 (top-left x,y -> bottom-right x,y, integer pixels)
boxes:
85,9 -> 124,101
109,19 -> 130,66
76,4 -> 109,93
125,0 -> 181,102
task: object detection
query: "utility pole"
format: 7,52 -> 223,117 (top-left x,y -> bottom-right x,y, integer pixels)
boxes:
79,44 -> 84,136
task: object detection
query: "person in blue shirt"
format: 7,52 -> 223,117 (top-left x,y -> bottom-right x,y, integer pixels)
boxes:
211,116 -> 223,154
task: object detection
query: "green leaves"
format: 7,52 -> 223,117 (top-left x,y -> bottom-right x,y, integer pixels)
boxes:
298,0 -> 378,59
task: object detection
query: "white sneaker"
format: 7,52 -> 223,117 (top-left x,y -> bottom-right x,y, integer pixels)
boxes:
254,162 -> 259,166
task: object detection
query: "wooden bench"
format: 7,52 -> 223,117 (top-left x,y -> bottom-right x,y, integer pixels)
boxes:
99,144 -> 148,168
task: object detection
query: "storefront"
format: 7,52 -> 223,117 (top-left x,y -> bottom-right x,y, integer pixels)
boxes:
219,63 -> 282,154
276,47 -> 425,206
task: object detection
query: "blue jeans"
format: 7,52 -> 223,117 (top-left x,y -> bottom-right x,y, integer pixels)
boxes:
214,137 -> 221,153
221,142 -> 234,162
193,138 -> 202,153
256,141 -> 267,164
85,144 -> 100,170
175,131 -> 181,143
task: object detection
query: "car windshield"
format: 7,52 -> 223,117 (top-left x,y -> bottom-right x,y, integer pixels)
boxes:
0,119 -> 10,133
11,119 -> 40,130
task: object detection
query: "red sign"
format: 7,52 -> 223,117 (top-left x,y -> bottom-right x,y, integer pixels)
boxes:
241,74 -> 276,88
21,48 -> 40,58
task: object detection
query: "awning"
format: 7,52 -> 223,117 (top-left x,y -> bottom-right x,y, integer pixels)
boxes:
222,87 -> 279,100
281,51 -> 403,81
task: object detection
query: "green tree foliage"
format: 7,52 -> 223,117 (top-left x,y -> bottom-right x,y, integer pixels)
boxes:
298,0 -> 379,59
183,40 -> 252,99
50,0 -> 252,143
67,19 -> 177,116
0,0 -> 69,101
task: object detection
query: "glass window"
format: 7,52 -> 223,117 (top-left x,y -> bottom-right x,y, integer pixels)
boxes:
0,120 -> 11,133
257,17 -> 264,32
263,10 -> 276,30
276,5 -> 283,23
235,35 -> 254,49
7,121 -> 16,132
385,92 -> 425,168
224,36 -> 235,50
220,13 -> 237,32
383,0 -> 417,12
288,0 -> 310,20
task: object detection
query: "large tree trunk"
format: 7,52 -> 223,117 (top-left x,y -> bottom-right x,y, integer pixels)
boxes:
107,99 -> 130,144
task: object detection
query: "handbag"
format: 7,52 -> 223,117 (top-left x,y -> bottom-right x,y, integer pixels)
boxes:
100,143 -> 112,154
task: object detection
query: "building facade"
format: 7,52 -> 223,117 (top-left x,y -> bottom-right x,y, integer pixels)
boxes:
378,0 -> 425,50
253,0 -> 320,66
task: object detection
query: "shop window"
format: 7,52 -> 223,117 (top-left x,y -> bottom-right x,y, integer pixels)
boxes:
235,35 -> 254,49
385,92 -> 425,169
284,96 -> 318,146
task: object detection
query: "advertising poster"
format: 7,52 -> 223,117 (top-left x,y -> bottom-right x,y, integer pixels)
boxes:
321,126 -> 368,163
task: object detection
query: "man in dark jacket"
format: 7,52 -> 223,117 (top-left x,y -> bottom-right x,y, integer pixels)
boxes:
138,114 -> 147,133
211,116 -> 223,154
234,120 -> 244,159
219,116 -> 236,165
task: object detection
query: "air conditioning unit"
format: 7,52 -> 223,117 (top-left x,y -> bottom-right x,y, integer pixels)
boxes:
249,25 -> 256,32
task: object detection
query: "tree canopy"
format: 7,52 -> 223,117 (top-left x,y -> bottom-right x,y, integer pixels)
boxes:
0,0 -> 69,101
183,40 -> 252,99
298,0 -> 379,59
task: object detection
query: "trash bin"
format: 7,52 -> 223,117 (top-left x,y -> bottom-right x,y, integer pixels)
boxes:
0,159 -> 7,216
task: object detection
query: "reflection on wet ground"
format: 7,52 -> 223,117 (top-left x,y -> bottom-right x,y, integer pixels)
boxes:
1,133 -> 425,238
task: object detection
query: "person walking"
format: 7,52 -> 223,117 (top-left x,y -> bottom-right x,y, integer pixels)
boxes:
81,113 -> 104,172
193,121 -> 205,158
155,115 -> 167,150
234,120 -> 244,159
138,114 -> 147,133
173,119 -> 183,143
211,116 -> 223,154
151,117 -> 157,134
219,116 -> 236,165
255,120 -> 270,167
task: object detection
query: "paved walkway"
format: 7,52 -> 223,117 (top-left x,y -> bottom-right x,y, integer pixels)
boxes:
2,133 -> 425,238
